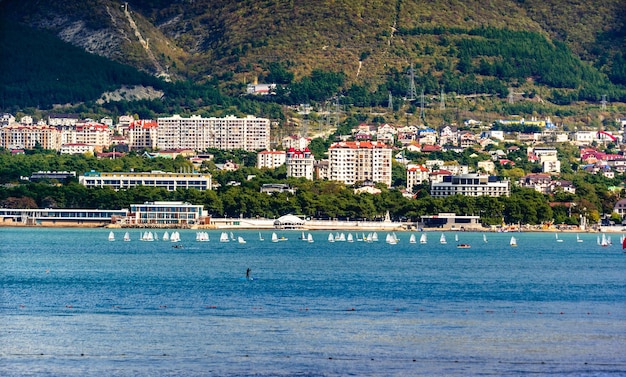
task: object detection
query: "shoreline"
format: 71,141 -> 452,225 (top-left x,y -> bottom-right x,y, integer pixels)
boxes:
2,221 -> 625,233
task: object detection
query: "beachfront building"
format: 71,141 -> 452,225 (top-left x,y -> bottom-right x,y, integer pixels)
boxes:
286,148 -> 315,180
0,207 -> 127,226
126,201 -> 205,226
156,114 -> 270,151
79,170 -> 212,191
257,150 -> 286,169
328,141 -> 392,187
0,124 -> 62,150
430,173 -> 510,197
420,213 -> 482,230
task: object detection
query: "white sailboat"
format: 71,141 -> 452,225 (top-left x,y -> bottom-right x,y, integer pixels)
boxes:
237,236 -> 246,244
123,232 -> 130,242
510,236 -> 518,247
555,233 -> 563,242
372,232 -> 379,242
219,232 -> 230,243
162,231 -> 169,241
170,231 -> 180,243
328,233 -> 335,243
230,232 -> 235,241
196,232 -> 209,242
307,233 -> 314,243
271,232 -> 287,242
338,233 -> 346,242
440,233 -> 447,244
347,233 -> 354,243
483,233 -> 488,243
599,233 -> 609,247
259,232 -> 264,241
420,234 -> 427,244
108,231 -> 115,241
409,234 -> 417,244
455,234 -> 459,242
386,233 -> 398,245
576,234 -> 583,243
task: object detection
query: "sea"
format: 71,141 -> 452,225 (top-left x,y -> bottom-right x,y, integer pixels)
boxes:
2,228 -> 626,376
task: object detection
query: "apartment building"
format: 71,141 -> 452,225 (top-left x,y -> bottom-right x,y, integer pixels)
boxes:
79,170 -> 212,191
157,114 -> 270,151
257,150 -> 286,169
328,141 -> 392,187
0,124 -> 62,150
286,148 -> 315,180
430,173 -> 510,197
127,120 -> 158,150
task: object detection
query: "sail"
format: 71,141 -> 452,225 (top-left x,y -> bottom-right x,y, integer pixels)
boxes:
420,234 -> 427,244
440,233 -> 446,244
622,236 -> 626,250
162,231 -> 169,241
108,231 -> 115,241
347,233 -> 354,242
307,233 -> 314,243
238,236 -> 246,244
272,232 -> 278,242
124,232 -> 130,241
328,233 -> 335,242
483,234 -> 487,243
220,232 -> 229,243
510,236 -> 517,247
409,234 -> 416,244
259,232 -> 264,241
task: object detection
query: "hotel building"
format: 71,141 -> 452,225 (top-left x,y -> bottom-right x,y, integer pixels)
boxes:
285,148 -> 315,180
328,141 -> 392,187
79,170 -> 212,191
430,173 -> 510,197
157,114 -> 270,151
127,120 -> 158,150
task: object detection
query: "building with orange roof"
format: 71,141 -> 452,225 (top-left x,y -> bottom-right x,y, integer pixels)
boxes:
329,141 -> 392,187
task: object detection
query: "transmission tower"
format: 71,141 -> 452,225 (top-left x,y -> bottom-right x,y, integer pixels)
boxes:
406,63 -> 417,101
440,86 -> 445,110
419,89 -> 425,120
388,92 -> 393,112
601,94 -> 607,110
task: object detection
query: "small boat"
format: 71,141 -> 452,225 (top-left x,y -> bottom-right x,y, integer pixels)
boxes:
576,234 -> 583,243
272,232 -> 287,242
300,231 -> 307,241
510,236 -> 518,247
622,235 -> 626,251
237,236 -> 246,244
108,231 -> 115,241
409,234 -> 417,244
230,232 -> 235,241
440,233 -> 447,244
123,232 -> 130,242
555,233 -> 563,242
347,233 -> 354,243
386,233 -> 398,245
328,233 -> 335,243
599,233 -> 609,247
220,232 -> 230,243
372,232 -> 379,242
420,234 -> 427,244
457,243 -> 471,249
170,231 -> 181,243
259,232 -> 264,241
162,231 -> 169,241
196,232 -> 209,242
338,233 -> 346,242
483,233 -> 488,243
455,234 -> 459,242
307,233 -> 314,243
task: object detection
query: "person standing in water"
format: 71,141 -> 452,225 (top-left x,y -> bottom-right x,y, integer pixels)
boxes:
246,268 -> 251,279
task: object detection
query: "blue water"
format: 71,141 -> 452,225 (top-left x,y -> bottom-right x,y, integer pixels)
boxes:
2,228 -> 626,376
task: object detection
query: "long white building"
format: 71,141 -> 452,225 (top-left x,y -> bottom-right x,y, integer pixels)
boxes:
157,114 -> 270,151
79,170 -> 212,191
430,173 -> 510,197
328,141 -> 392,187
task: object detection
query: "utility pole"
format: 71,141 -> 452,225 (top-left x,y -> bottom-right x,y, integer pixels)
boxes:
406,63 -> 417,101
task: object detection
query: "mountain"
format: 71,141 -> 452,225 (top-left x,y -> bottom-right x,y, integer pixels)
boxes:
1,0 -> 624,105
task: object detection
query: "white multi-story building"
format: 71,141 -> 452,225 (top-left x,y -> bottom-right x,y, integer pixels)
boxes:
127,201 -> 206,226
79,171 -> 212,191
282,135 -> 310,150
329,141 -> 392,187
406,164 -> 430,191
60,143 -> 95,155
157,114 -> 270,151
257,150 -> 286,169
73,122 -> 111,148
128,120 -> 158,150
0,124 -> 62,150
286,148 -> 315,180
48,113 -> 79,127
430,173 -> 510,197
